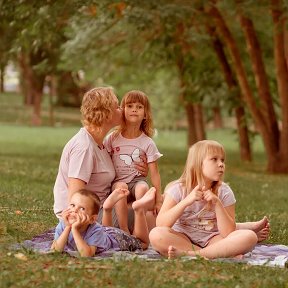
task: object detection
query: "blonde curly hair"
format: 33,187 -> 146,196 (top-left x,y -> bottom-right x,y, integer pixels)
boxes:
80,87 -> 117,128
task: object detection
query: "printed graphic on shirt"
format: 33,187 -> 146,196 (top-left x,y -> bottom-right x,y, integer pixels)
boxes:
119,148 -> 141,165
180,207 -> 216,231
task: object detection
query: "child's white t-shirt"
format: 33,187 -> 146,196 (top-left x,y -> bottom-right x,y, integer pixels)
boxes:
104,132 -> 162,184
53,128 -> 116,216
165,181 -> 236,248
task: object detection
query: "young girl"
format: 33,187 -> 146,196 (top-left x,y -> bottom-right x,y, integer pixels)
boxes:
149,140 -> 258,259
104,90 -> 162,234
51,187 -> 156,257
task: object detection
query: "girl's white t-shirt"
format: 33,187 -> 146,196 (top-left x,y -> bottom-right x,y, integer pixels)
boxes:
165,181 -> 236,247
104,132 -> 162,184
53,128 -> 115,217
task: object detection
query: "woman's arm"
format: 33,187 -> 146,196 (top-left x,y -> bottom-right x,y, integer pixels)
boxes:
68,178 -> 86,201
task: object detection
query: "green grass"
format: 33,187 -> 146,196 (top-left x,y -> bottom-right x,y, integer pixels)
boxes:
0,92 -> 288,287
0,124 -> 288,287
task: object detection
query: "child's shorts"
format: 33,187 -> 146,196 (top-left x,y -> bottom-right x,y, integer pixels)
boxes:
127,177 -> 149,203
105,226 -> 142,251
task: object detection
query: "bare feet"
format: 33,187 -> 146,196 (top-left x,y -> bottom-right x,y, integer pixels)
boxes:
168,245 -> 185,259
132,187 -> 156,211
102,188 -> 129,210
253,216 -> 270,242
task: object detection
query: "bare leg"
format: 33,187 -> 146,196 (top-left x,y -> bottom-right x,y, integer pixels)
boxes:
168,230 -> 257,260
112,182 -> 130,234
102,187 -> 129,227
146,211 -> 156,232
149,226 -> 199,257
134,183 -> 156,231
135,183 -> 149,200
236,216 -> 270,242
132,187 -> 156,249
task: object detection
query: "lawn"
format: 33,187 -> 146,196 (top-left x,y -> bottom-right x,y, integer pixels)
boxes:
0,93 -> 288,287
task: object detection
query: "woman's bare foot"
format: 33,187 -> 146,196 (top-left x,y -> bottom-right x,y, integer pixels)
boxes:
132,187 -> 156,211
102,188 -> 129,210
253,216 -> 270,242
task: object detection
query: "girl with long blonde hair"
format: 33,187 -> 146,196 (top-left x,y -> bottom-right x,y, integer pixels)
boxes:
149,140 -> 259,259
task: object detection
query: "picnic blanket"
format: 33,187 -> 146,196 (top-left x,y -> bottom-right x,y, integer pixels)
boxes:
16,228 -> 288,268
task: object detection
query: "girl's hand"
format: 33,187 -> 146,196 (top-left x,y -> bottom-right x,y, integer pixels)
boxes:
184,185 -> 203,206
202,189 -> 219,205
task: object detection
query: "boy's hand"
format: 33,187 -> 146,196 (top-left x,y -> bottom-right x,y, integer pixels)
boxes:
61,208 -> 72,227
71,211 -> 91,230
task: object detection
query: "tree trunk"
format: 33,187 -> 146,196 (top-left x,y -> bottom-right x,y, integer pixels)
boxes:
18,52 -> 46,125
194,103 -> 206,141
0,64 -> 5,93
18,53 -> 33,105
212,106 -> 223,129
56,72 -> 81,107
185,103 -> 198,146
270,0 -> 288,172
206,23 -> 252,161
235,106 -> 252,162
237,8 -> 280,150
206,2 -> 285,171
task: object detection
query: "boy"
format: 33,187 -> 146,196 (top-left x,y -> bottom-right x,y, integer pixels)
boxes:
51,187 -> 155,257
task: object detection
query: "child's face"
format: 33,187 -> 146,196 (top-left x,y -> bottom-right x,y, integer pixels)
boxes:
202,152 -> 225,185
124,102 -> 145,124
67,194 -> 96,225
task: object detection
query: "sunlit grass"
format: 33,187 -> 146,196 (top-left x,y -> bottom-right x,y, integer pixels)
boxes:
0,103 -> 288,286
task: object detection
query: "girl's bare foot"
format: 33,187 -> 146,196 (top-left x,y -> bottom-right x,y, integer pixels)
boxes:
168,245 -> 188,259
253,216 -> 270,242
132,187 -> 156,211
103,188 -> 129,210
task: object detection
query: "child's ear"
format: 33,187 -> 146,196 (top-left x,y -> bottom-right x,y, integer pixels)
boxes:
90,215 -> 97,223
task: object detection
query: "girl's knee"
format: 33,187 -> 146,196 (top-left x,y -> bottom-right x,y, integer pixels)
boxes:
149,227 -> 166,245
246,230 -> 258,245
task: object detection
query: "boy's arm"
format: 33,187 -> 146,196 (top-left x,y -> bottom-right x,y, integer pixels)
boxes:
51,226 -> 71,252
148,161 -> 162,208
71,227 -> 96,257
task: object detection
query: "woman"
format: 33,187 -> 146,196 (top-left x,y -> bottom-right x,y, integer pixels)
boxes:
53,87 -> 147,228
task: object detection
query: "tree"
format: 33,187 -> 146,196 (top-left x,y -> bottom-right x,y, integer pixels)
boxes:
206,0 -> 288,172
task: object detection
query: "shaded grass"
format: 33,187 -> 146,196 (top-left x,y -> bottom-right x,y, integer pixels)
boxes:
0,124 -> 288,287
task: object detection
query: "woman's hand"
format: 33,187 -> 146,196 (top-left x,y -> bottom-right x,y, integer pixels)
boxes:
134,155 -> 148,177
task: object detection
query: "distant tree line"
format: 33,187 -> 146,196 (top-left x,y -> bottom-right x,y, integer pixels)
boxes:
0,0 -> 288,173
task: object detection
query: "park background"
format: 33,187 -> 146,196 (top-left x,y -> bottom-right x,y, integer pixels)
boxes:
0,0 -> 288,287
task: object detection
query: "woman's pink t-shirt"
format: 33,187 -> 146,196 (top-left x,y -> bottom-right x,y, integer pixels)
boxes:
53,128 -> 115,216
